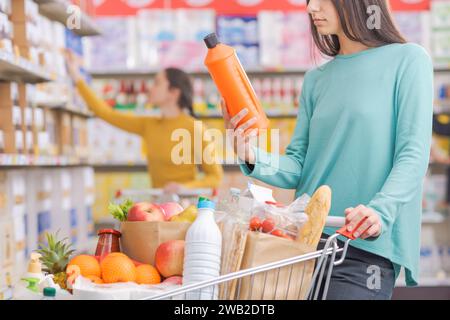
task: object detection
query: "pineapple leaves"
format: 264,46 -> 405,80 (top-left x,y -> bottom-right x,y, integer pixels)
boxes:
36,231 -> 75,275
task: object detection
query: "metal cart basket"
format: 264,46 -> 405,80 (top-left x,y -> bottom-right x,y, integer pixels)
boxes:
114,188 -> 214,205
143,229 -> 351,301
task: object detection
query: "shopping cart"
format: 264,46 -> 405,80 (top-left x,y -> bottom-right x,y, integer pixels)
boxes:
114,188 -> 215,206
142,217 -> 352,301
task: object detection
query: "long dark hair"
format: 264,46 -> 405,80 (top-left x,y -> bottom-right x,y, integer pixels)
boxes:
308,0 -> 406,57
164,67 -> 195,117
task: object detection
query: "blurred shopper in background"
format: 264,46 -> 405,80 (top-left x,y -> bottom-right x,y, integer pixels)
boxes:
67,55 -> 223,193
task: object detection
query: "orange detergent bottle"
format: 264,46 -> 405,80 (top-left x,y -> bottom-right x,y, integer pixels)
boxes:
204,33 -> 269,131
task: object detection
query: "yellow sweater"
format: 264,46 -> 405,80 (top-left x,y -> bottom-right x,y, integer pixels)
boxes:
77,80 -> 223,189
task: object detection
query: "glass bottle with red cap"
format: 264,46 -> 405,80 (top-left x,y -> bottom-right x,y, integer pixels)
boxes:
95,229 -> 121,259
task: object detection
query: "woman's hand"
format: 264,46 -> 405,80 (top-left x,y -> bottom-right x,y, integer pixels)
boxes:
65,50 -> 82,82
344,205 -> 382,239
220,99 -> 258,164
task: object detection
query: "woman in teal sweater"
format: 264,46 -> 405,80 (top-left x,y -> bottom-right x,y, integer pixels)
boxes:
223,0 -> 433,299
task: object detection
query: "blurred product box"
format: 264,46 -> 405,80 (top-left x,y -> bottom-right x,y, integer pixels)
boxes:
217,15 -> 259,68
15,130 -> 24,154
10,0 -> 38,23
0,83 -> 16,154
51,169 -> 74,245
72,116 -> 88,159
71,167 -> 96,250
87,118 -> 145,164
56,112 -> 73,156
25,170 -> 52,253
0,171 -> 7,217
43,108 -> 58,156
6,170 -> 27,274
25,130 -> 33,154
0,0 -> 11,15
0,130 -> 4,154
0,215 -> 15,295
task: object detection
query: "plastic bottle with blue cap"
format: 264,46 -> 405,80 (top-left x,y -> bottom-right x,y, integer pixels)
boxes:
183,197 -> 222,300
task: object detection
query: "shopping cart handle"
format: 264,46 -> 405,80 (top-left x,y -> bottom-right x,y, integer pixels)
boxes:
336,217 -> 368,240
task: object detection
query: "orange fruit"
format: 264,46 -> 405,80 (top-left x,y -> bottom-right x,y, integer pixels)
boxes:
106,252 -> 127,258
100,253 -> 136,283
86,275 -> 104,284
68,255 -> 101,278
136,264 -> 161,285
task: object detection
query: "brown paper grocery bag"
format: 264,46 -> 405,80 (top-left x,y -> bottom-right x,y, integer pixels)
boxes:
237,232 -> 316,300
120,221 -> 191,265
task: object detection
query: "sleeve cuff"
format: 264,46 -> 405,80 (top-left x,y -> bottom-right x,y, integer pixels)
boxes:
239,146 -> 278,178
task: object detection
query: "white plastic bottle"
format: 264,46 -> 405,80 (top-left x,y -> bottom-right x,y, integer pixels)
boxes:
183,199 -> 222,300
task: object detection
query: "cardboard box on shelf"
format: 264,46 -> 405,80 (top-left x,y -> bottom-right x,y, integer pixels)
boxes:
0,130 -> 4,153
0,83 -> 16,154
10,0 -> 38,23
43,108 -> 58,156
56,112 -> 73,156
25,130 -> 33,154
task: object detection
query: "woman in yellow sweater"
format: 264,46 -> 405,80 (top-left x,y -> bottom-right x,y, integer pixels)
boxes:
67,60 -> 223,192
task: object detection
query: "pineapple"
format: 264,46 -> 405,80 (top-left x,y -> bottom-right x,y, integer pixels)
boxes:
37,232 -> 75,290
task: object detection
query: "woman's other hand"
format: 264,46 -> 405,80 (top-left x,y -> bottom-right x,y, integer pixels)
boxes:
220,99 -> 258,164
344,205 -> 382,240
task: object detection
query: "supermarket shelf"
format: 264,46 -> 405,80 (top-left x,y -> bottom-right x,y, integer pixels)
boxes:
0,154 -> 89,167
51,106 -> 93,118
33,100 -> 94,118
88,67 -> 310,79
34,0 -> 101,37
199,110 -> 298,119
92,162 -> 240,172
0,50 -> 53,83
89,66 -> 450,79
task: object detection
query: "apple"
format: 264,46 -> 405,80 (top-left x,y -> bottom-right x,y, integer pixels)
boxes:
155,240 -> 185,278
163,276 -> 183,285
158,202 -> 184,221
127,202 -> 165,222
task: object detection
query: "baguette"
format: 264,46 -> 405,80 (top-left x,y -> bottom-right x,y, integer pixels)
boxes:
296,185 -> 332,247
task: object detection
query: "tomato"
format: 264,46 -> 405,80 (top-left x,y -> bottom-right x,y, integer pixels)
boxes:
249,216 -> 262,231
270,229 -> 284,237
262,218 -> 276,233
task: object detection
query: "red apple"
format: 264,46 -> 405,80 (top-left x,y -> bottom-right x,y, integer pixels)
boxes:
127,202 -> 165,222
163,276 -> 183,285
158,202 -> 184,221
155,240 -> 185,278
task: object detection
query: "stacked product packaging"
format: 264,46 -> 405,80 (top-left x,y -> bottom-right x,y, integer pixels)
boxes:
84,9 -> 216,71
0,168 -> 96,299
0,0 -> 12,53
